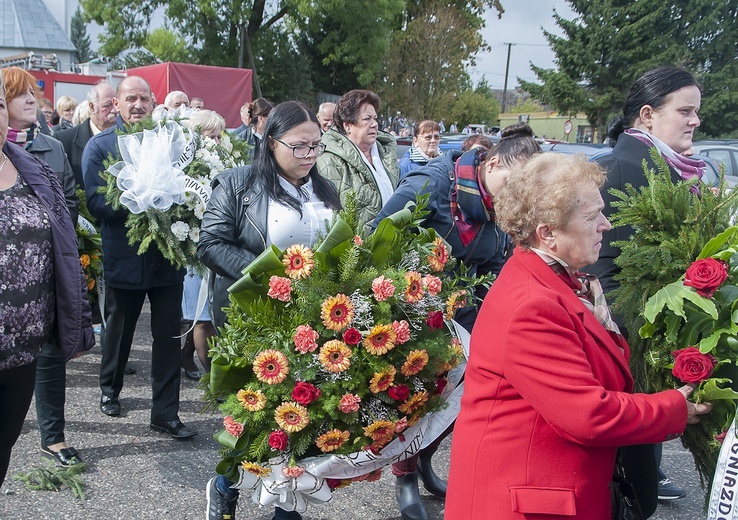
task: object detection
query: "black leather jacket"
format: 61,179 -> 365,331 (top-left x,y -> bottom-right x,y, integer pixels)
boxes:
197,166 -> 268,328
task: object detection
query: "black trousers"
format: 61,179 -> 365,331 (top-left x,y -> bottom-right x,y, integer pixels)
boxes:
620,443 -> 658,517
0,361 -> 37,486
99,284 -> 183,423
35,343 -> 66,447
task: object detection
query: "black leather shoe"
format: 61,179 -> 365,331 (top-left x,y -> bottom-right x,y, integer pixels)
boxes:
150,420 -> 198,439
395,472 -> 428,520
40,445 -> 83,467
184,369 -> 202,381
418,450 -> 447,498
124,363 -> 136,375
100,395 -> 121,416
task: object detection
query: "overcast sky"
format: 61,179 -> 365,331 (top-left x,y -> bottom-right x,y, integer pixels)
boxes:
470,0 -> 576,89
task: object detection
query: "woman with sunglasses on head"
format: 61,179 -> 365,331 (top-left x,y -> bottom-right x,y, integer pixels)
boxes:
399,120 -> 442,178
198,101 -> 341,520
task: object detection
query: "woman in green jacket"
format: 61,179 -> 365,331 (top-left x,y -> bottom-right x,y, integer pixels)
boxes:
317,89 -> 399,230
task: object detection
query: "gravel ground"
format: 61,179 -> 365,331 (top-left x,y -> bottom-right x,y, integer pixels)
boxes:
0,301 -> 709,519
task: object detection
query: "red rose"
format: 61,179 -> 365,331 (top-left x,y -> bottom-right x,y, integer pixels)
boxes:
716,430 -> 729,444
684,258 -> 729,298
268,429 -> 289,450
292,381 -> 322,405
343,327 -> 362,345
388,384 -> 410,401
672,347 -> 717,383
435,377 -> 448,395
426,311 -> 444,330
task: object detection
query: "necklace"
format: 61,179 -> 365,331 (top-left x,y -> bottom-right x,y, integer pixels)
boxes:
0,153 -> 6,172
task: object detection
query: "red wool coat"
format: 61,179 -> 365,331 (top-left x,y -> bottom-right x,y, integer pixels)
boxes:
445,249 -> 686,520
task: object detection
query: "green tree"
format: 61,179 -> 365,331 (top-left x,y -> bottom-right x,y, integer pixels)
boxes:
70,8 -> 92,63
252,24 -> 314,103
520,1 -> 738,138
380,0 -> 503,120
447,88 -> 501,128
144,27 -> 190,63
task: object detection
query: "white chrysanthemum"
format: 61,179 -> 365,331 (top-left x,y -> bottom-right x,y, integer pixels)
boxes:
188,226 -> 200,243
194,202 -> 206,219
171,221 -> 190,241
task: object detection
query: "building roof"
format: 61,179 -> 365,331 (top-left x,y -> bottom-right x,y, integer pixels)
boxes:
0,0 -> 76,52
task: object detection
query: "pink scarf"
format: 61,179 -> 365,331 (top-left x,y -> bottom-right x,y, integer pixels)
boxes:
625,128 -> 704,183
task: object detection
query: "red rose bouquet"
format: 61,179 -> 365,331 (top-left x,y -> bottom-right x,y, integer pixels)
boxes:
641,227 -> 738,498
207,196 -> 490,512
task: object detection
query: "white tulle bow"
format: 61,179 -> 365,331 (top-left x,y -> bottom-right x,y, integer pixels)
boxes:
107,122 -> 197,214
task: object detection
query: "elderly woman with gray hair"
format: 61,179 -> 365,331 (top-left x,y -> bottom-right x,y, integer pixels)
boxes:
445,153 -> 711,520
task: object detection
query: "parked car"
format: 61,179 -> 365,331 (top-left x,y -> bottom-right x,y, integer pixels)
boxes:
690,144 -> 738,178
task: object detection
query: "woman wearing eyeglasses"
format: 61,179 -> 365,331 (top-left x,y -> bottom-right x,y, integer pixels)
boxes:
199,101 -> 341,332
317,89 -> 399,230
198,101 -> 341,520
399,120 -> 441,178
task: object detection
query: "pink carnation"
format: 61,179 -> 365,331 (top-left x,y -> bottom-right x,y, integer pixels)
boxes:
267,276 -> 292,302
223,416 -> 244,437
282,466 -> 306,478
353,235 -> 363,246
394,417 -> 408,433
423,274 -> 442,296
372,276 -> 395,301
338,393 -> 361,413
391,320 -> 410,344
293,325 -> 319,353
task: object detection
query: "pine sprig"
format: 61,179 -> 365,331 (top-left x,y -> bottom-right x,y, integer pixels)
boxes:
12,462 -> 87,499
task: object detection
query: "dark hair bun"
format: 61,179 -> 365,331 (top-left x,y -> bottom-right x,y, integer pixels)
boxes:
501,122 -> 534,139
607,117 -> 627,142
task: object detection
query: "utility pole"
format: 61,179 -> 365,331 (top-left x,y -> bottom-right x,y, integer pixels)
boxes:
501,42 -> 514,113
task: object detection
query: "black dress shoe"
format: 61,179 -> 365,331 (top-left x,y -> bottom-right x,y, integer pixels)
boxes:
417,450 -> 447,498
184,368 -> 202,381
150,419 -> 198,439
124,363 -> 136,375
100,395 -> 121,416
395,472 -> 429,520
40,445 -> 83,467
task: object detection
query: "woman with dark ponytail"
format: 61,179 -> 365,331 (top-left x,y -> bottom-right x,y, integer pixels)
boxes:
372,122 -> 542,520
590,66 -> 704,513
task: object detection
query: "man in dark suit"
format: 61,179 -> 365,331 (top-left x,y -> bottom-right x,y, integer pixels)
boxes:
82,76 -> 196,439
56,81 -> 118,188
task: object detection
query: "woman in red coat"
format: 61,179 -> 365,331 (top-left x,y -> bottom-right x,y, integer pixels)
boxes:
445,153 -> 711,519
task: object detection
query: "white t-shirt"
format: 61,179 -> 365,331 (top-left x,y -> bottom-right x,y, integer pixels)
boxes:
266,176 -> 335,250
355,141 -> 394,207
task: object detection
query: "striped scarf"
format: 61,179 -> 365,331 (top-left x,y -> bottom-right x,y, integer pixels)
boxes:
449,148 -> 495,246
7,124 -> 39,150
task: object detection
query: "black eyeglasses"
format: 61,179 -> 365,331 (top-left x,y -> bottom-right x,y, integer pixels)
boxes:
273,138 -> 327,158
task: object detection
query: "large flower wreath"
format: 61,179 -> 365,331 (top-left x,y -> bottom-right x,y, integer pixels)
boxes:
206,196 -> 491,512
97,116 -> 248,270
607,148 -> 738,507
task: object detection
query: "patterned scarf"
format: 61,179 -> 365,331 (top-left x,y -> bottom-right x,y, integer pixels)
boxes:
7,124 -> 39,150
449,148 -> 495,246
625,128 -> 705,184
532,248 -> 622,338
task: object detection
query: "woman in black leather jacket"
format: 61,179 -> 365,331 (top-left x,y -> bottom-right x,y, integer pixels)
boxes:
198,101 -> 341,520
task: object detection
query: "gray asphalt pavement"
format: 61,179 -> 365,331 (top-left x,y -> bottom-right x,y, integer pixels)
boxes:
0,302 -> 707,519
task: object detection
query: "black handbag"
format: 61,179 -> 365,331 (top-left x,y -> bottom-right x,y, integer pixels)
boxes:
611,452 -> 645,520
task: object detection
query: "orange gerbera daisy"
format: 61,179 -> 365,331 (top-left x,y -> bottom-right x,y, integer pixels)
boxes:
401,349 -> 429,377
282,244 -> 314,279
252,349 -> 289,385
275,402 -> 310,433
427,238 -> 450,272
445,290 -> 468,319
318,340 -> 353,373
237,388 -> 267,411
369,366 -> 396,393
320,294 -> 355,331
316,429 -> 351,452
404,271 -> 424,303
362,324 -> 397,355
241,461 -> 271,478
363,420 -> 395,445
399,390 -> 429,415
